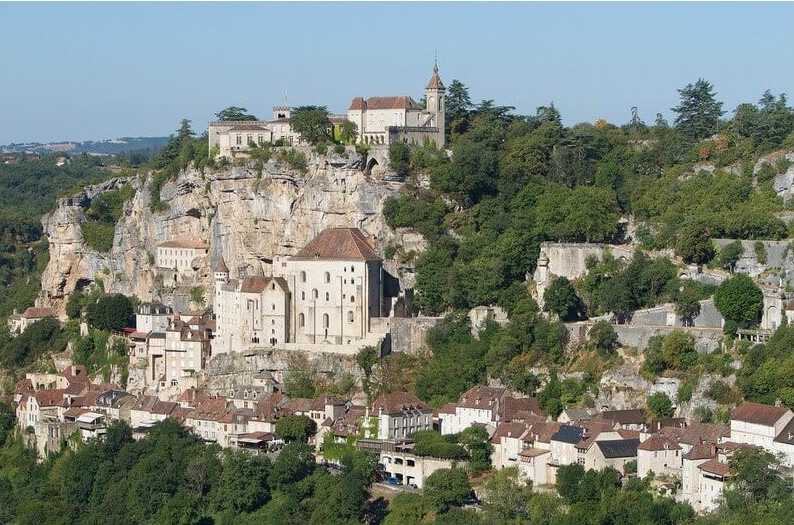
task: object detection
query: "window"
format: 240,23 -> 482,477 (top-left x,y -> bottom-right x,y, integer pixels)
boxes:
324,272 -> 330,283
325,292 -> 330,301
350,295 -> 355,303
300,271 -> 306,282
351,266 -> 355,273
323,313 -> 329,328
299,313 -> 305,327
236,135 -> 242,145
313,289 -> 318,299
272,304 -> 275,311
347,311 -> 354,323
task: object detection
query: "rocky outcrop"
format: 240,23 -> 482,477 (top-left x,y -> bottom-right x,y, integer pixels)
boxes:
39,148 -> 414,314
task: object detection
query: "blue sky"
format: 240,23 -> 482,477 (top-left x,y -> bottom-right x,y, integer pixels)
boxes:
1,2 -> 793,144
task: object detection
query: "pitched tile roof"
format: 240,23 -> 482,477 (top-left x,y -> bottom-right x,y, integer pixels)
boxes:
426,63 -> 445,90
638,434 -> 681,451
683,443 -> 717,460
457,386 -> 506,411
599,409 -> 646,426
347,96 -> 422,111
774,418 -> 794,445
293,228 -> 380,261
239,276 -> 289,294
596,438 -> 640,458
34,389 -> 65,407
370,391 -> 429,415
500,396 -> 545,421
22,307 -> 56,319
214,257 -> 229,273
490,422 -> 529,444
731,402 -> 791,426
698,458 -> 732,478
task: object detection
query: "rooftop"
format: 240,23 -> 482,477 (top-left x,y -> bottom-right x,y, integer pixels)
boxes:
293,227 -> 380,261
158,239 -> 209,250
731,401 -> 791,426
595,438 -> 640,458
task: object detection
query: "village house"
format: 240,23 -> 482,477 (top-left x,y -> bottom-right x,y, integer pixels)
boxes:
584,438 -> 640,474
155,239 -> 209,284
728,401 -> 794,464
439,385 -> 545,435
379,440 -> 458,488
7,306 -> 58,335
368,391 -> 433,440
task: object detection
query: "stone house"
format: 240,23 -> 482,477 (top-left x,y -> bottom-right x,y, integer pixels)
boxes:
438,386 -> 544,436
584,438 -> 640,474
368,391 -> 432,440
729,401 -> 794,466
379,442 -> 457,488
637,434 -> 682,479
7,306 -> 58,335
156,239 -> 209,280
347,63 -> 445,147
207,106 -> 306,159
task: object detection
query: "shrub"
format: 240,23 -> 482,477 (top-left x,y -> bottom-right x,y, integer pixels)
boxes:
82,221 -> 115,252
646,392 -> 674,419
543,277 -> 582,321
588,320 -> 618,356
85,294 -> 134,332
754,241 -> 767,264
714,274 -> 763,328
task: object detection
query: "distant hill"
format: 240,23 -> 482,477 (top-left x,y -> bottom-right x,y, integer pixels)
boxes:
0,136 -> 169,156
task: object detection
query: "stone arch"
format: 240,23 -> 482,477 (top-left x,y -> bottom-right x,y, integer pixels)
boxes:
366,157 -> 379,173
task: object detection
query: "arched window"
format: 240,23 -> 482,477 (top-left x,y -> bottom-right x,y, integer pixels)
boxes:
299,313 -> 305,327
325,292 -> 330,301
312,289 -> 318,299
324,272 -> 330,283
301,291 -> 305,300
322,313 -> 329,328
271,304 -> 275,311
300,271 -> 306,283
347,311 -> 354,323
350,295 -> 355,303
351,266 -> 355,273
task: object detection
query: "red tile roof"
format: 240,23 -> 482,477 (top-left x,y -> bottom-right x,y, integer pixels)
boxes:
638,434 -> 681,451
500,396 -> 545,421
731,402 -> 791,426
490,422 -> 529,444
34,389 -> 65,407
239,276 -> 289,294
347,96 -> 422,111
698,458 -> 732,477
426,64 -> 444,90
370,391 -> 429,415
683,443 -> 717,460
293,228 -> 380,261
22,307 -> 56,319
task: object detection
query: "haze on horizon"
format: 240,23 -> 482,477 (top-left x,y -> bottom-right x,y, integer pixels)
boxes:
1,1 -> 793,144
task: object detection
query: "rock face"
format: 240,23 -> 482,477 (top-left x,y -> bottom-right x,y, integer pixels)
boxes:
39,148 -> 411,314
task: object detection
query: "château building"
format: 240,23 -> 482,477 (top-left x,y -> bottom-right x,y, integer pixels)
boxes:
212,227 -> 386,355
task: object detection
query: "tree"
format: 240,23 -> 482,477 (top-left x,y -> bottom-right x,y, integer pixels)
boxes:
480,467 -> 532,523
646,392 -> 674,419
458,426 -> 493,473
389,143 -> 411,179
289,106 -> 332,144
674,281 -> 702,325
424,468 -> 472,513
672,79 -> 724,140
543,277 -> 582,321
0,401 -> 14,446
270,442 -> 315,489
383,493 -> 428,525
714,274 -> 763,328
726,448 -> 793,509
588,320 -> 618,356
215,106 -> 258,121
85,293 -> 133,331
556,464 -> 585,502
356,345 -> 379,398
674,221 -> 715,264
274,415 -> 316,443
211,451 -> 271,514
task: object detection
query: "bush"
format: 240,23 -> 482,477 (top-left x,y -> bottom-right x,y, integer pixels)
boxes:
753,240 -> 767,264
714,274 -> 763,328
646,392 -> 674,419
389,143 -> 411,179
82,221 -> 115,252
278,149 -> 308,173
718,240 -> 743,271
424,468 -> 472,513
543,277 -> 582,321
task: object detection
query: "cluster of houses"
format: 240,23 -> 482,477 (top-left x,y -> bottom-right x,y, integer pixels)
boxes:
11,356 -> 794,512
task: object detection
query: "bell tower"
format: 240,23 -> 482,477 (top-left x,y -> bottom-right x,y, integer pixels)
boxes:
424,60 -> 446,147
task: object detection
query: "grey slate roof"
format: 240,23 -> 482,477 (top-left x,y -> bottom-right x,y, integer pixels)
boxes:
596,438 -> 640,459
552,424 -> 585,444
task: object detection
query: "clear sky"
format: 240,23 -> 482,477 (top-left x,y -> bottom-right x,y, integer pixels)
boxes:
1,2 -> 793,144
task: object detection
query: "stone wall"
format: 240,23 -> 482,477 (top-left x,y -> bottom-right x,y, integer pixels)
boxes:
388,316 -> 442,354
566,320 -> 723,353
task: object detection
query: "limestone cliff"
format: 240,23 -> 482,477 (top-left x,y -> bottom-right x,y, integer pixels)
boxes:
39,148 -> 417,314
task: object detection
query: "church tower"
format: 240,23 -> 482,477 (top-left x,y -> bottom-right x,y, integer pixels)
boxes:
425,61 -> 446,147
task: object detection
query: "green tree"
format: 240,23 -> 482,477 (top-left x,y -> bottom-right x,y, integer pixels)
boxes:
480,467 -> 532,523
672,79 -> 724,140
458,426 -> 493,473
714,274 -> 763,328
543,276 -> 582,321
389,143 -> 411,179
290,106 -> 332,145
356,345 -> 379,398
384,493 -> 428,525
211,451 -> 271,514
674,281 -> 703,325
446,80 -> 473,136
215,106 -> 258,121
646,392 -> 674,419
726,447 -> 793,509
275,415 -> 316,443
0,401 -> 14,446
85,293 -> 134,331
424,468 -> 472,513
675,221 -> 715,264
270,441 -> 315,489
588,320 -> 618,357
